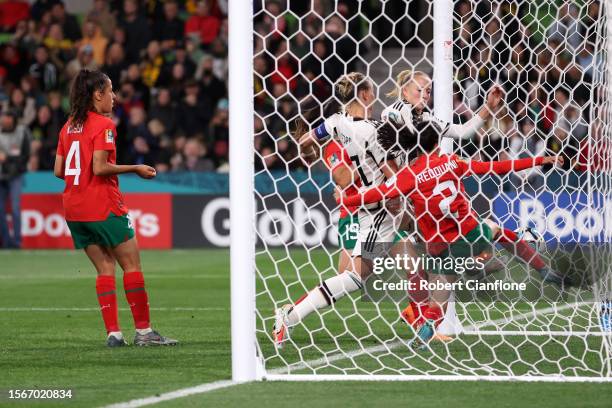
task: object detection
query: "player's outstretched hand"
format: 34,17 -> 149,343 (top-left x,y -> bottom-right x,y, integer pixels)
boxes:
486,85 -> 504,113
542,156 -> 564,167
135,164 -> 157,179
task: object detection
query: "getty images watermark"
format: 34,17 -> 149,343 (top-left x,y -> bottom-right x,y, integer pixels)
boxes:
370,252 -> 527,293
359,241 -> 611,304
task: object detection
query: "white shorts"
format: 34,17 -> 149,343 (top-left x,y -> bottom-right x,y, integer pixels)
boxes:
352,206 -> 403,258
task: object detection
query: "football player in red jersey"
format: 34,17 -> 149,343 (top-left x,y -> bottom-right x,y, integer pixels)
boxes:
340,120 -> 569,349
54,69 -> 177,347
323,139 -> 361,273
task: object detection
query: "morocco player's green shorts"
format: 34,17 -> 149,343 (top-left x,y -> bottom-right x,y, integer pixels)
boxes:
338,214 -> 411,251
67,212 -> 135,249
429,221 -> 493,275
338,214 -> 359,250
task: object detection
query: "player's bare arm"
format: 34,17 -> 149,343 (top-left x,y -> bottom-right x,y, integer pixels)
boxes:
331,162 -> 353,189
53,154 -> 64,179
92,150 -> 156,179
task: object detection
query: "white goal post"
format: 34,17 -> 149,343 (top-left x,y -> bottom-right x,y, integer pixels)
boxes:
229,0 -> 257,382
230,0 -> 612,382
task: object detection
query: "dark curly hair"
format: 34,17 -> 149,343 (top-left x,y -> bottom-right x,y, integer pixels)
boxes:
415,120 -> 442,153
377,120 -> 441,161
69,69 -> 110,128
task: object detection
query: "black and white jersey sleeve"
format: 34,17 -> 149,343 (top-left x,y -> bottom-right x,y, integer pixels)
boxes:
330,113 -> 388,191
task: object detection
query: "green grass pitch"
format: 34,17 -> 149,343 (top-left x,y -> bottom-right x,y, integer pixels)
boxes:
1,249 -> 611,407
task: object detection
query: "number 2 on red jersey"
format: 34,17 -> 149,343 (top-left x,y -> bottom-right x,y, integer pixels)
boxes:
433,179 -> 459,218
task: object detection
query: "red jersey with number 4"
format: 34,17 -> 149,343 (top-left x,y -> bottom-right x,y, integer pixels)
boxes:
323,140 -> 360,217
342,151 -> 544,242
57,111 -> 127,222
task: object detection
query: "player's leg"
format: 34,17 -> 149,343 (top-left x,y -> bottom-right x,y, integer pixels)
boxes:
110,236 -> 178,346
410,224 -> 490,350
8,175 -> 23,248
392,213 -> 454,340
391,233 -> 428,327
272,212 -> 367,347
409,268 -> 458,350
284,247 -> 354,316
0,181 -> 11,248
337,248 -> 353,275
83,243 -> 126,347
489,220 -> 569,285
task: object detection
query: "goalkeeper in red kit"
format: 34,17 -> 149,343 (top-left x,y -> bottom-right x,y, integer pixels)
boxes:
339,120 -> 570,350
54,69 -> 178,347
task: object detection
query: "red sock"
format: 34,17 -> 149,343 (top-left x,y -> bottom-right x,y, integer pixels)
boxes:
498,228 -> 546,270
414,302 -> 429,324
424,304 -> 444,327
123,271 -> 150,329
96,275 -> 120,333
406,268 -> 429,326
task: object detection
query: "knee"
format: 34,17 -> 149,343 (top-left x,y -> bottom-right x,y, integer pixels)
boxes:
122,258 -> 142,273
96,264 -> 116,276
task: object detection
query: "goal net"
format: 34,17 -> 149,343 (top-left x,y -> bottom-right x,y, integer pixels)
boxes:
237,0 -> 612,381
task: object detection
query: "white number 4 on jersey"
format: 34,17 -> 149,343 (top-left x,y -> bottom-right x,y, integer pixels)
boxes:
65,141 -> 81,185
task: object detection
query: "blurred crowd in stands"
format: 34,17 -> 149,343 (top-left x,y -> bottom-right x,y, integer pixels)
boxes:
452,0 -> 607,186
253,0 -> 606,178
0,0 -> 606,182
0,0 -> 230,179
0,0 -> 607,248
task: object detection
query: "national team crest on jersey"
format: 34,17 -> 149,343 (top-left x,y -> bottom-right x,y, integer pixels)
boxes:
328,153 -> 339,168
105,129 -> 114,143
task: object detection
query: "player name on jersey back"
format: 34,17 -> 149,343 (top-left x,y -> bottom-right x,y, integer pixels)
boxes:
415,159 -> 459,184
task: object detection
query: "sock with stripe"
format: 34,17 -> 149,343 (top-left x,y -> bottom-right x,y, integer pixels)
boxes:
123,271 -> 151,330
287,270 -> 362,326
294,293 -> 308,305
96,275 -> 120,334
498,228 -> 547,271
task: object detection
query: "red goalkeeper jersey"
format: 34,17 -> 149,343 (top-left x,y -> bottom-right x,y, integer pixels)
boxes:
57,111 -> 128,222
323,140 -> 360,218
342,151 -> 544,242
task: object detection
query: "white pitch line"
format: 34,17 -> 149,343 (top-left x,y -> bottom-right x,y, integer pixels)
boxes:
101,380 -> 237,408
463,330 -> 610,337
264,373 -> 612,383
268,301 -> 589,375
99,301 -> 596,408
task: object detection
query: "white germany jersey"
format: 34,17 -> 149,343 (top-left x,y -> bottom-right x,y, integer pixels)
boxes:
381,101 -> 452,136
322,112 -> 388,191
381,100 -> 486,144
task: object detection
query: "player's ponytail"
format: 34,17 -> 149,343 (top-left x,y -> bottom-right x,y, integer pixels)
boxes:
386,70 -> 429,99
291,97 -> 344,164
335,72 -> 372,111
69,69 -> 110,128
377,119 -> 440,160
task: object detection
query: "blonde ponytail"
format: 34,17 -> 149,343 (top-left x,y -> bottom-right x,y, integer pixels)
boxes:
386,69 -> 429,99
335,72 -> 372,109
